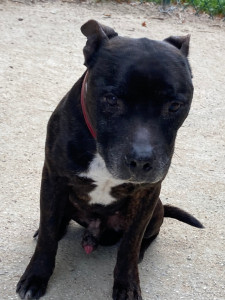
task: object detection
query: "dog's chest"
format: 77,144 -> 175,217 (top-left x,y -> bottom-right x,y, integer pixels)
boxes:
79,154 -> 124,205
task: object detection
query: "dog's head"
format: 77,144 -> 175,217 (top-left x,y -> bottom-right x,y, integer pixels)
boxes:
81,20 -> 193,184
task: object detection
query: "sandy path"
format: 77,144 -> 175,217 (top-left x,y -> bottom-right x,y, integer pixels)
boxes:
0,1 -> 225,299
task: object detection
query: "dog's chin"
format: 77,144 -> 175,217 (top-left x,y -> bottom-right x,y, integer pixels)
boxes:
106,164 -> 165,185
128,177 -> 162,185
126,174 -> 164,185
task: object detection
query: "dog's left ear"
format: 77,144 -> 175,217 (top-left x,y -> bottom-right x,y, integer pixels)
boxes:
164,35 -> 190,57
81,19 -> 118,67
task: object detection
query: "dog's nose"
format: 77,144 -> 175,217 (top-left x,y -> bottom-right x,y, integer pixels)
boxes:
125,146 -> 155,175
128,159 -> 152,173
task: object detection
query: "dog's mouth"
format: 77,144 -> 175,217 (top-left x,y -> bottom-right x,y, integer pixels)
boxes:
105,156 -> 171,185
96,142 -> 172,185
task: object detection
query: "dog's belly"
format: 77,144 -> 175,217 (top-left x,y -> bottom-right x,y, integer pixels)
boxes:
79,154 -> 124,205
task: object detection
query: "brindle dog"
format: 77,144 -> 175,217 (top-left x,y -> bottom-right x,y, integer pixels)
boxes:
17,20 -> 203,300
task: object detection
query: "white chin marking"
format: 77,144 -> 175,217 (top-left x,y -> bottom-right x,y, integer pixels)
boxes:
79,154 -> 125,205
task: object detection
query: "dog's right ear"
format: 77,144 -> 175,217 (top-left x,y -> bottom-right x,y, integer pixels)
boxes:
81,20 -> 118,67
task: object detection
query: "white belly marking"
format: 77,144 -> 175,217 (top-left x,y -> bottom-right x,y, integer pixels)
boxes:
79,154 -> 124,205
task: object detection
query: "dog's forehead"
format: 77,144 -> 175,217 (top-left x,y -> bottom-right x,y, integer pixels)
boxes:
94,37 -> 190,88
103,36 -> 182,62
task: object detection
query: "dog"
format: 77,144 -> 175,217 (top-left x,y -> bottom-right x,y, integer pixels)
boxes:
16,20 -> 203,300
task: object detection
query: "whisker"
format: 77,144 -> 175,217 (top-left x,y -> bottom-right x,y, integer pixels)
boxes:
173,151 -> 182,159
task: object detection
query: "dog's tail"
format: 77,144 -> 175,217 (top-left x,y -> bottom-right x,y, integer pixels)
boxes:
164,205 -> 204,228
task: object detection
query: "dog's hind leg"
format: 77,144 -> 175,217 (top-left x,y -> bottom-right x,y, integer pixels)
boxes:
99,228 -> 122,246
139,234 -> 159,263
139,201 -> 204,262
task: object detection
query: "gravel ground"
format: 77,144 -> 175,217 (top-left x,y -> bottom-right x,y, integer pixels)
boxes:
0,1 -> 225,299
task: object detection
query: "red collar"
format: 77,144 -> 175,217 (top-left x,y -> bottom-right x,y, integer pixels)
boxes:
81,71 -> 96,139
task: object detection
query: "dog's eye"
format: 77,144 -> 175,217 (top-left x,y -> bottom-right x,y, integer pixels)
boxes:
169,102 -> 182,113
104,94 -> 118,106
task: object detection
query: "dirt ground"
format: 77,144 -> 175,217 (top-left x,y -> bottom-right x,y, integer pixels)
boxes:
0,0 -> 225,299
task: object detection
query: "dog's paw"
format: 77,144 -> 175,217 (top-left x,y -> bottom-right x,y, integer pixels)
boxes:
16,272 -> 48,299
113,282 -> 142,300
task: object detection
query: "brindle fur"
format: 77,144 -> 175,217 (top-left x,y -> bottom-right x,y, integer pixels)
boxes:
17,20 -> 203,300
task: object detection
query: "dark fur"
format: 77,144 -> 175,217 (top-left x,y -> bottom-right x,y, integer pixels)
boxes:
17,20 -> 203,300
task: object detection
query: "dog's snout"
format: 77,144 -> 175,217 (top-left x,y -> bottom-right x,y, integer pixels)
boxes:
125,145 -> 155,175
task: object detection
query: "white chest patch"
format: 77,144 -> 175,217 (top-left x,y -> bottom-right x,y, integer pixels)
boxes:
79,154 -> 125,205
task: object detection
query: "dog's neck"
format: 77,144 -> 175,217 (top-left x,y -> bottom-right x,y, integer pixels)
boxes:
81,71 -> 96,139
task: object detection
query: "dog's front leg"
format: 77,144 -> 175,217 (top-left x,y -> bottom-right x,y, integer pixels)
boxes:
113,185 -> 161,300
17,164 -> 69,299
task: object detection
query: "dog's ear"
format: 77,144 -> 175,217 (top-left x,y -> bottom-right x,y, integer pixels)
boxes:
164,35 -> 190,57
81,19 -> 118,67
